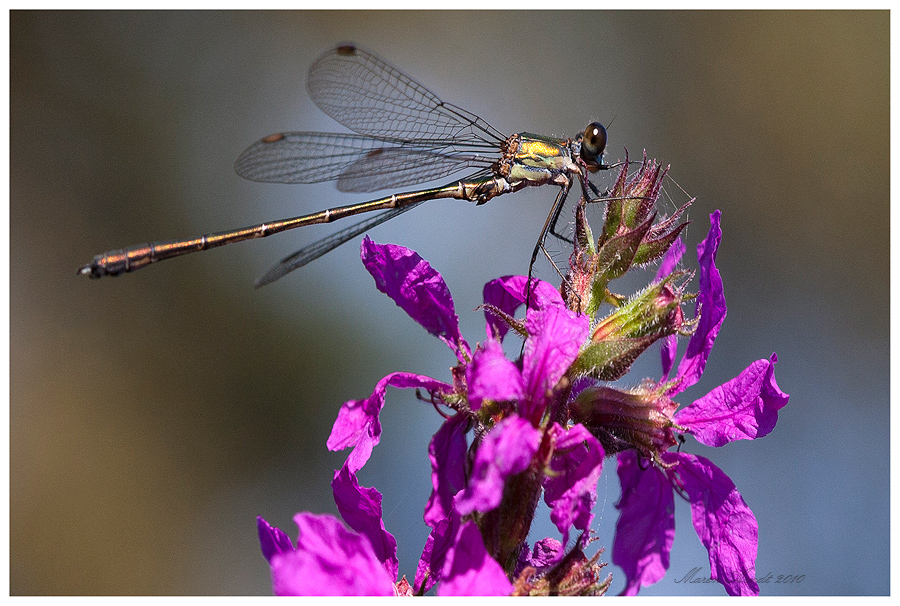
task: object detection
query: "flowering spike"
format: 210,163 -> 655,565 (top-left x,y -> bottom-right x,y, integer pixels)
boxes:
259,148 -> 788,596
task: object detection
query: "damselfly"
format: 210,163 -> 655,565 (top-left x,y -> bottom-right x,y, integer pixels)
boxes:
78,44 -> 611,287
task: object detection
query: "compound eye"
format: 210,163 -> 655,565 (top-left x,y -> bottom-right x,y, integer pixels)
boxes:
580,122 -> 607,165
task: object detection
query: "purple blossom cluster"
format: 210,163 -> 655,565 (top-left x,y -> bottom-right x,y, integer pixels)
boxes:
257,159 -> 789,596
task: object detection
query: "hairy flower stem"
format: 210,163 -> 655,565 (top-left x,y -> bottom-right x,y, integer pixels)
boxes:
479,465 -> 544,575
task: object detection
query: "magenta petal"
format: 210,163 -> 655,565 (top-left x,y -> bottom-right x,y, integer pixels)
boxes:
543,423 -> 604,547
613,450 -> 675,596
466,339 -> 524,410
655,235 -> 686,282
424,414 -> 468,527
332,464 -> 399,581
327,371 -> 452,473
526,537 -> 564,569
655,236 -> 685,380
671,211 -> 726,395
257,516 -> 294,564
271,513 -> 394,596
361,237 -> 467,357
455,415 -> 542,515
415,512 -> 460,594
438,521 -> 513,596
669,452 -> 759,596
482,275 -> 565,340
675,353 -> 790,446
521,306 -> 590,421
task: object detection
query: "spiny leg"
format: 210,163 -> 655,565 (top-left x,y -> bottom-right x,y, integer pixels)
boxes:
525,183 -> 572,314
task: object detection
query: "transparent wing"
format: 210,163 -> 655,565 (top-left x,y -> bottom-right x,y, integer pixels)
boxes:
335,146 -> 490,192
254,201 -> 425,287
234,132 -> 493,193
307,44 -> 506,146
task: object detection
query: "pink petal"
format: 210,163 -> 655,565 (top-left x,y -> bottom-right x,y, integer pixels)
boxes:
675,353 -> 789,446
543,423 -> 604,547
270,513 -> 394,596
361,237 -> 467,358
612,450 -> 675,596
332,464 -> 398,581
327,371 -> 452,472
466,339 -> 524,410
455,415 -> 542,515
438,521 -> 513,596
671,211 -> 726,394
669,452 -> 759,596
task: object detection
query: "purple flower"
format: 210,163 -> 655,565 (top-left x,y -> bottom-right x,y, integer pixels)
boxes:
259,201 -> 786,596
325,238 -> 604,594
257,463 -> 403,595
612,212 -> 790,596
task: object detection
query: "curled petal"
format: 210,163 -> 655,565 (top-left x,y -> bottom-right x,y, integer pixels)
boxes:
671,211 -> 726,395
332,464 -> 399,581
668,452 -> 759,596
361,237 -> 468,358
415,511 -> 460,594
257,516 -> 294,564
455,415 -> 542,515
327,371 -> 452,473
482,275 -> 565,340
675,353 -> 789,446
438,521 -> 513,596
271,513 -> 394,596
466,339 -> 524,410
543,423 -> 604,547
613,450 -> 675,596
424,414 -> 468,527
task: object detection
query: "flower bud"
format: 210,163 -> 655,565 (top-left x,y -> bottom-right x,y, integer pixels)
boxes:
569,383 -> 679,457
565,154 -> 690,316
571,275 -> 689,381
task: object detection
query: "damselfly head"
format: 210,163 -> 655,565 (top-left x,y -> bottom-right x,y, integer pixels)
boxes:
579,122 -> 607,171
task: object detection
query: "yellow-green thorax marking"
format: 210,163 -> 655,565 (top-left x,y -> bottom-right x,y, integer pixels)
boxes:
495,132 -> 580,188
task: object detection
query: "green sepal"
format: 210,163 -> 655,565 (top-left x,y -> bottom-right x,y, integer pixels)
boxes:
591,213 -> 654,296
632,220 -> 689,266
571,335 -> 659,381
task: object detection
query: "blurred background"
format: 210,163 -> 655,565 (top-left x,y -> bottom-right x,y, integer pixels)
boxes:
10,11 -> 888,595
